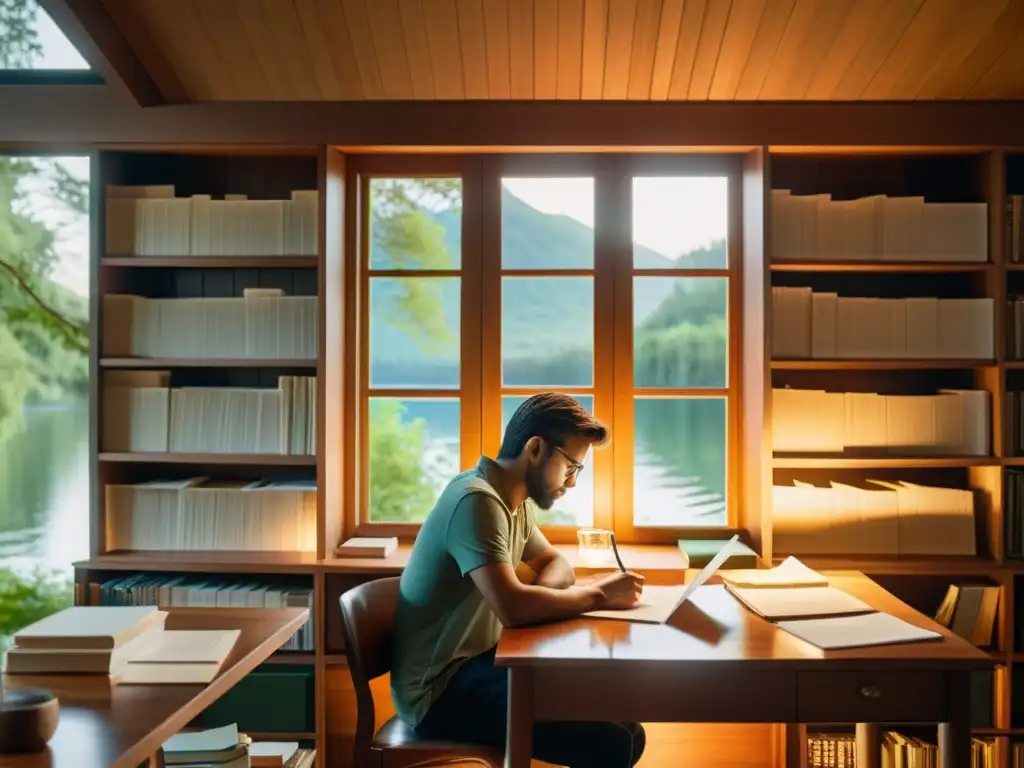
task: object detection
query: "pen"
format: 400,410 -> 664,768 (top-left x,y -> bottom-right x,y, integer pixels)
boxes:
609,532 -> 627,573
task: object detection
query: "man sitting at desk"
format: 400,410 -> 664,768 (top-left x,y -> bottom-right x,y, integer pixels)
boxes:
391,392 -> 647,768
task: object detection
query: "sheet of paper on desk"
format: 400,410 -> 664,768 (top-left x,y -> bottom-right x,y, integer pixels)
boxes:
720,557 -> 828,589
777,611 -> 943,650
583,586 -> 687,624
727,585 -> 873,620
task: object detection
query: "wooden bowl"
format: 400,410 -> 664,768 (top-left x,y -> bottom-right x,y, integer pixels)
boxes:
0,689 -> 59,754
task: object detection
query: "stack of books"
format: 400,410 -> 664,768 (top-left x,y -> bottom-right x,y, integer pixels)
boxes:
162,724 -> 315,767
4,605 -> 167,675
4,605 -> 240,684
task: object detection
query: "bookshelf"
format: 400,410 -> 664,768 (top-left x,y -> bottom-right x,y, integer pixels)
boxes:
755,147 -> 1017,767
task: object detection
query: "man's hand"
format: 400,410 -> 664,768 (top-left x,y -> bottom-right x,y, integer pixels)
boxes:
592,571 -> 645,610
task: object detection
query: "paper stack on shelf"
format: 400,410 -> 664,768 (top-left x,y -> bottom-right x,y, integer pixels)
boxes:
161,724 -> 312,767
4,605 -> 167,675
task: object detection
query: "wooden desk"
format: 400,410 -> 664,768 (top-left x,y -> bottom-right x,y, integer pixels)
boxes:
0,607 -> 308,768
496,572 -> 993,768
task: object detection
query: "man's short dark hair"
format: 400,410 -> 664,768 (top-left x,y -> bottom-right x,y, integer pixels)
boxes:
497,392 -> 608,460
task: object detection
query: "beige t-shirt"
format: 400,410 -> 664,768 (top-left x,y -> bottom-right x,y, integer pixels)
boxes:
390,456 -> 549,726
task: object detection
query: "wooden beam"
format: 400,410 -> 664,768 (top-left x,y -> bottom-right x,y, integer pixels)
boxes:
4,90 -> 1024,147
34,0 -> 182,106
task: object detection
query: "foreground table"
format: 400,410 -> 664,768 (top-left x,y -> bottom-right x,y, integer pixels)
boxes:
0,607 -> 309,768
496,572 -> 992,768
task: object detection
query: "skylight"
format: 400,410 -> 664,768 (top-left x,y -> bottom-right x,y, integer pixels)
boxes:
1,0 -> 90,70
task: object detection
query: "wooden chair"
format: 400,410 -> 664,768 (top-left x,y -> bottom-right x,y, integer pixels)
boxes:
338,577 -> 504,768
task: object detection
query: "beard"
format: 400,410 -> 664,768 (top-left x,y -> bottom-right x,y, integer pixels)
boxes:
525,462 -> 561,509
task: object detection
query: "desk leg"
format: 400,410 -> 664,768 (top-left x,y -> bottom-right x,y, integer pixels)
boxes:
505,667 -> 534,768
855,723 -> 879,768
938,671 -> 972,768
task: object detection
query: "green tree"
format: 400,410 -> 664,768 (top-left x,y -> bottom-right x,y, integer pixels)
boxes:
0,566 -> 73,650
368,400 -> 440,522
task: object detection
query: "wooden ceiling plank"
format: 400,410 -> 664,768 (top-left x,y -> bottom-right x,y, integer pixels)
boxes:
830,0 -> 922,100
312,0 -> 365,99
262,0 -> 323,100
189,1 -> 270,101
341,0 -> 385,98
603,0 -> 638,99
96,0 -> 189,103
579,0 -> 609,99
163,0 -> 237,101
666,0 -> 707,99
967,26 -> 1024,99
921,0 -> 1021,99
626,0 -> 662,100
534,0 -> 559,99
861,0 -> 963,100
366,0 -> 415,98
708,0 -> 765,100
398,0 -> 437,99
648,0 -> 685,100
733,0 -> 793,100
787,0 -> 856,99
902,0 -> 1008,100
687,0 -> 731,99
458,0 -> 491,99
292,0 -> 346,100
481,0 -> 512,99
757,0 -> 822,99
556,0 -> 585,99
803,0 -> 884,100
234,0 -> 300,100
37,0 -> 170,105
507,0 -> 535,98
423,0 -> 467,98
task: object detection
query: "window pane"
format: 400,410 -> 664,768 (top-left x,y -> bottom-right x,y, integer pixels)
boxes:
1,2 -> 90,70
370,277 -> 460,388
634,398 -> 727,527
502,178 -> 594,269
369,178 -> 462,270
502,395 -> 594,527
368,398 -> 460,522
502,277 -> 593,386
634,277 -> 728,388
633,177 -> 727,269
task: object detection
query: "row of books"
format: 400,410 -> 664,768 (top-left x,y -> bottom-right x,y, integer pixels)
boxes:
86,573 -> 314,652
935,582 -> 999,648
1007,298 -> 1024,361
102,372 -> 316,455
1004,469 -> 1024,561
772,479 -> 976,557
805,732 -> 997,767
106,478 -> 317,552
106,184 -> 319,257
773,387 -> 989,455
771,190 -> 987,263
1005,392 -> 1024,458
773,287 -> 993,359
103,291 -> 318,360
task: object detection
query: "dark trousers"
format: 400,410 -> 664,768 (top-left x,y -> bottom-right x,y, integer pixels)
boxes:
415,647 -> 646,768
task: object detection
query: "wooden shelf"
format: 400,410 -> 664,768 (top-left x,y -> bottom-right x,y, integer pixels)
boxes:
74,550 -> 320,573
772,359 -> 995,370
101,357 -> 317,368
783,556 -> 1002,575
101,256 -> 318,268
772,456 -> 999,469
771,261 -> 994,273
98,452 -> 316,465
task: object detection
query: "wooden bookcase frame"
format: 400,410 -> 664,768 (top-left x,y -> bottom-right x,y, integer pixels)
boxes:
69,142 -> 1024,768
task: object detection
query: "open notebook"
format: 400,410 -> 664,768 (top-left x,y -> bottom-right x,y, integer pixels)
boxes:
721,557 -> 942,650
582,534 -> 739,624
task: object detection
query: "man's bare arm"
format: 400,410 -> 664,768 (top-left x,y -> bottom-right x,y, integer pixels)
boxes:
469,562 -> 601,627
526,545 -> 576,589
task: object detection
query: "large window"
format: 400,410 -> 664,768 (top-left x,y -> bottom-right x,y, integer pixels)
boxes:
351,156 -> 738,542
1,1 -> 94,81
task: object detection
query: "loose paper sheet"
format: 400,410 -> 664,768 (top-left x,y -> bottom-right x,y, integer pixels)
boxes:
720,557 -> 829,589
777,611 -> 943,650
583,586 -> 687,624
727,585 -> 873,620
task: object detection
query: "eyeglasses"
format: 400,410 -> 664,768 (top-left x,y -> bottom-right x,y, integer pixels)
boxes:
553,446 -> 585,480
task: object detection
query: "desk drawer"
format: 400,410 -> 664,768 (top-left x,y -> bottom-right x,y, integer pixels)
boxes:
797,671 -> 945,723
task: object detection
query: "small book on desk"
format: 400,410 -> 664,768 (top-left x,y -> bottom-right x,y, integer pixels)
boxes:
722,557 -> 943,650
335,536 -> 398,558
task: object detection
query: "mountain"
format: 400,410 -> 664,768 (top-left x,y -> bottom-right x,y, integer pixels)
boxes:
369,187 -> 726,389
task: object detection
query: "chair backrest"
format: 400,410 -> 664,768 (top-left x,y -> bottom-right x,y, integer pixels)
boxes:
338,576 -> 402,768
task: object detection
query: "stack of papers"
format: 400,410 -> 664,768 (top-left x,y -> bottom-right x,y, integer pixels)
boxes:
722,557 -> 943,650
162,724 -> 309,767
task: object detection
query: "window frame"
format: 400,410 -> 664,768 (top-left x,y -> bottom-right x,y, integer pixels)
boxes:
346,152 -> 743,545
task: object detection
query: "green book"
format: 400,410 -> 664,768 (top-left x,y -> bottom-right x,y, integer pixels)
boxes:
678,538 -> 758,569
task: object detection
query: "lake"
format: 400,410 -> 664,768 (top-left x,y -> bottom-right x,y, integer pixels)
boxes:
0,402 -> 90,576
